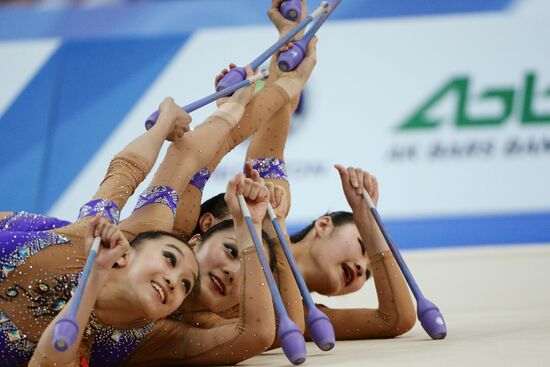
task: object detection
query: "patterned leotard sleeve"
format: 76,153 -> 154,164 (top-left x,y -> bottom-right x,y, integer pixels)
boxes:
173,84 -> 291,237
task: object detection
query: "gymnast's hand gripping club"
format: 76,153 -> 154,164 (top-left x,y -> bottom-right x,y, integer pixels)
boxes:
280,0 -> 302,21
278,0 -> 341,71
237,194 -> 307,365
51,237 -> 101,352
361,191 -> 447,340
266,204 -> 336,351
215,1 -> 329,92
144,69 -> 269,129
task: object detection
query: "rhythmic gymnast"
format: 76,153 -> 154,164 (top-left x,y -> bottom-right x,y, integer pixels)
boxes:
0,33 -> 316,365
120,34 -> 318,367
0,70 -> 265,366
171,0 -> 417,342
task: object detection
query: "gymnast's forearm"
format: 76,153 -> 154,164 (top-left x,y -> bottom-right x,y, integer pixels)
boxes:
234,220 -> 275,338
312,249 -> 416,341
146,106 -> 242,193
341,211 -> 416,337
172,85 -> 291,236
183,222 -> 276,365
269,228 -> 305,349
216,84 -> 291,161
173,184 -> 203,237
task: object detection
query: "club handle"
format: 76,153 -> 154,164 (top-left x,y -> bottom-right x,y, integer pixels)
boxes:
51,236 -> 100,351
362,191 -> 424,299
146,69 -> 268,129
267,204 -> 335,351
361,191 -> 447,339
277,0 -> 340,71
267,205 -> 315,309
215,1 -> 329,92
237,194 -> 307,364
215,67 -> 247,92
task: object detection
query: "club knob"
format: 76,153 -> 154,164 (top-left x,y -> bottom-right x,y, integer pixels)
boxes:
278,316 -> 307,365
144,110 -> 159,130
277,40 -> 307,72
215,67 -> 247,92
280,0 -> 301,21
52,317 -> 79,352
306,306 -> 335,351
417,297 -> 447,340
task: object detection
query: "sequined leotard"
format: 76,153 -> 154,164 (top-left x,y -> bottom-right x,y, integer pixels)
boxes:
120,84 -> 293,366
0,212 -> 71,232
0,151 -> 153,367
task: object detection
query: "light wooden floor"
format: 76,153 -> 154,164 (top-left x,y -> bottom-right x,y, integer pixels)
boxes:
238,244 -> 550,366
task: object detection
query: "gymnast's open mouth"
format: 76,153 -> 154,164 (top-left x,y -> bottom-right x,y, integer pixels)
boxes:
151,280 -> 167,304
209,273 -> 226,296
342,263 -> 355,287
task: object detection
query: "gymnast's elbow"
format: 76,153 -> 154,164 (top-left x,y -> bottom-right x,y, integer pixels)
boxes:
385,300 -> 417,337
253,324 -> 277,351
237,320 -> 276,356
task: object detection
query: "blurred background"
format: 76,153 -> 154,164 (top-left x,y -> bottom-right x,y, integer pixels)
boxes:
1,0 -> 549,249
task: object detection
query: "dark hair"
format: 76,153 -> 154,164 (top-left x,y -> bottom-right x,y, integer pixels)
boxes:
131,230 -> 189,248
289,211 -> 354,243
193,193 -> 230,235
200,219 -> 277,271
129,230 -> 201,293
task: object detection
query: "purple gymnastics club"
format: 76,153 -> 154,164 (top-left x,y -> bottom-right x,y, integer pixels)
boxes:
144,69 -> 268,130
278,0 -> 341,72
237,195 -> 307,365
52,237 -> 101,351
216,1 -> 330,92
267,205 -> 335,351
362,192 -> 447,340
280,0 -> 302,21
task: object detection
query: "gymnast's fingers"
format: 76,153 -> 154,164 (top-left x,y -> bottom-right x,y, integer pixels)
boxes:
257,184 -> 270,203
348,166 -> 359,190
105,224 -> 119,249
265,181 -> 275,205
334,164 -> 350,188
371,175 -> 379,207
248,181 -> 262,201
242,177 -> 253,198
215,69 -> 229,85
274,185 -> 285,208
304,36 -> 318,64
296,36 -> 317,80
355,167 -> 365,196
244,161 -> 254,178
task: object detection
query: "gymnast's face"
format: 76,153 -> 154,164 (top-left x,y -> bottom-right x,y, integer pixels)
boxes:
124,235 -> 199,320
309,222 -> 370,296
192,227 -> 242,313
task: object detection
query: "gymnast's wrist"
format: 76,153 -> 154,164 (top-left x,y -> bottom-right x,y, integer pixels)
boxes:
273,76 -> 303,99
216,102 -> 245,126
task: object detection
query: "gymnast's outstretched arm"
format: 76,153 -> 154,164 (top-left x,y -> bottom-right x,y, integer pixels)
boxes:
310,166 -> 416,340
240,2 -> 313,341
172,74 -> 291,237
121,174 -> 276,366
118,68 -> 260,240
173,37 -> 316,238
56,97 -> 187,244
